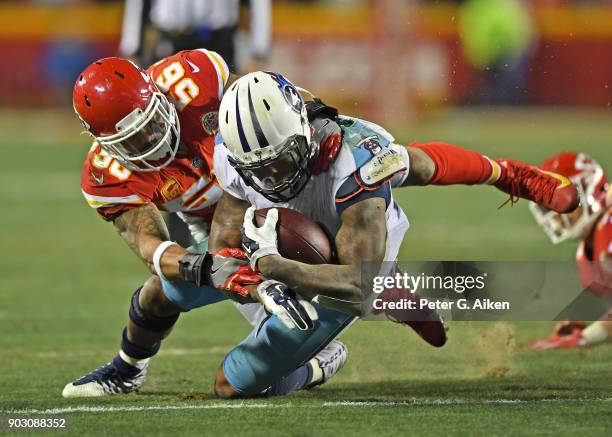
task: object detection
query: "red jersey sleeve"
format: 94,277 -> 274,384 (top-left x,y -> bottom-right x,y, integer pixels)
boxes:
80,143 -> 154,221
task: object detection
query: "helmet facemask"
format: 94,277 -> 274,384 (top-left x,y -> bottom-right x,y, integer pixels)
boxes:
94,92 -> 180,172
229,134 -> 318,202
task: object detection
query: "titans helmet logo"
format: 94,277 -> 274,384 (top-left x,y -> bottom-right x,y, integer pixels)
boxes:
267,72 -> 304,114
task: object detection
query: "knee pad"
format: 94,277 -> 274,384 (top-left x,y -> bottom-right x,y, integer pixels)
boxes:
129,288 -> 179,332
222,305 -> 354,396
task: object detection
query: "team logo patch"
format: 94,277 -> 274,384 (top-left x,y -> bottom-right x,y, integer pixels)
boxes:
201,111 -> 219,135
161,177 -> 184,201
359,136 -> 382,155
267,72 -> 303,113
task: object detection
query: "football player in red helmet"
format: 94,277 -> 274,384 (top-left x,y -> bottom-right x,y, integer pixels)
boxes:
65,54 -> 348,398
528,152 -> 612,349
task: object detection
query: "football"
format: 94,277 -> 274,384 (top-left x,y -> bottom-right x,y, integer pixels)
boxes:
254,207 -> 334,264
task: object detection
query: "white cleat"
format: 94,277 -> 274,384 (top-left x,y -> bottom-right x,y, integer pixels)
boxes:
62,358 -> 147,398
307,339 -> 348,388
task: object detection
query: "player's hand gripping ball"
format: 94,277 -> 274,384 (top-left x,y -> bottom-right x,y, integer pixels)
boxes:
241,206 -> 281,269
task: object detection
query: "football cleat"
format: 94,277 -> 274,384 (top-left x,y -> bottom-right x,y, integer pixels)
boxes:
62,356 -> 147,398
307,340 -> 348,388
372,286 -> 448,348
495,159 -> 579,213
528,330 -> 586,350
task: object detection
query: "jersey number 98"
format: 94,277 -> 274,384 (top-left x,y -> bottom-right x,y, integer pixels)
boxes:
155,62 -> 200,111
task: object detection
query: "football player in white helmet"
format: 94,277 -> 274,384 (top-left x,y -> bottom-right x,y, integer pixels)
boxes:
208,71 -> 581,397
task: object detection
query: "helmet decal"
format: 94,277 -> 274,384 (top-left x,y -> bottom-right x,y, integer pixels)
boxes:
234,83 -> 251,153
247,82 -> 270,150
267,72 -> 303,113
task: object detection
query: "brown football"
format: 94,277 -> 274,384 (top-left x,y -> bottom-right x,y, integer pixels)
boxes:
254,208 -> 334,264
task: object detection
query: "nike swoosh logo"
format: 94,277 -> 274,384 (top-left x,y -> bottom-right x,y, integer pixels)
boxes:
90,171 -> 104,184
541,170 -> 571,189
186,60 -> 200,73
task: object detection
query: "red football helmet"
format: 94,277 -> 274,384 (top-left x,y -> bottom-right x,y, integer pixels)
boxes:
529,152 -> 609,243
73,57 -> 180,172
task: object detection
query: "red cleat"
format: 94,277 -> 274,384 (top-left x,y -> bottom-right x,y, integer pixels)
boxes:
371,286 -> 448,348
494,159 -> 579,213
527,329 -> 586,350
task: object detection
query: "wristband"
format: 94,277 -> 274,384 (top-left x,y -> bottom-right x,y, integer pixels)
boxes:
153,241 -> 178,280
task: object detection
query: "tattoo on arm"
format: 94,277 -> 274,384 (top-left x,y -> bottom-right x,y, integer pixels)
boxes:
208,192 -> 250,252
113,204 -> 173,273
258,197 -> 387,306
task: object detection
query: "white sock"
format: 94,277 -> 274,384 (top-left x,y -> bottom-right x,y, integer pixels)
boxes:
120,350 -> 150,370
309,358 -> 324,384
581,322 -> 609,346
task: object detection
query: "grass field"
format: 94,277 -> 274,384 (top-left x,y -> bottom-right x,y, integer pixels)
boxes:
0,108 -> 611,436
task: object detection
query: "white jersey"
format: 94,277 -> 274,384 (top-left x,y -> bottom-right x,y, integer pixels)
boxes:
213,116 -> 410,263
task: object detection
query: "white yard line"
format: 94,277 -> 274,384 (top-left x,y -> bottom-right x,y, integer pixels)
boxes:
323,398 -> 612,407
3,398 -> 611,415
2,403 -> 284,415
21,347 -> 231,359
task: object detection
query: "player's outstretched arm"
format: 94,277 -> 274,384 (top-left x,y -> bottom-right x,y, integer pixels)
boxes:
113,204 -> 188,279
114,202 -> 263,300
250,198 -> 387,314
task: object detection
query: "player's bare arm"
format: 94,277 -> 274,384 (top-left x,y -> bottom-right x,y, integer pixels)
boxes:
113,204 -> 188,279
207,192 -> 262,304
255,197 -> 387,307
209,192 -> 251,251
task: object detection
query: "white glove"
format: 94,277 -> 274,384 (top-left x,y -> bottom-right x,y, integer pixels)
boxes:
241,206 -> 281,269
257,280 -> 319,330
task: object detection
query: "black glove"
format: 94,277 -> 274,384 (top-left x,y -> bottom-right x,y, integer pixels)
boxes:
305,98 -> 339,123
257,280 -> 319,330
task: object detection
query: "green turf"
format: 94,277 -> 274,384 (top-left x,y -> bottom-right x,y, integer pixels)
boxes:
0,108 -> 611,436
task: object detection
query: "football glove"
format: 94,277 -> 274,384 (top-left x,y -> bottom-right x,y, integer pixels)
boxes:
179,248 -> 262,297
241,206 -> 280,269
257,280 -> 318,330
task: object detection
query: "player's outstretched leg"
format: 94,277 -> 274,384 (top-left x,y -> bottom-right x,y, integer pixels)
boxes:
214,305 -> 354,398
62,276 -> 181,397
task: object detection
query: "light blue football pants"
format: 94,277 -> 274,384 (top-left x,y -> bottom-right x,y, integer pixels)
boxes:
160,239 -> 354,396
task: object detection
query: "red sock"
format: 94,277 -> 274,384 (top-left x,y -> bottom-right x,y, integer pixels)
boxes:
411,142 -> 504,186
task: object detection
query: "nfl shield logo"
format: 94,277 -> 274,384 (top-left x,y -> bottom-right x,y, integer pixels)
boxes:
201,112 -> 219,135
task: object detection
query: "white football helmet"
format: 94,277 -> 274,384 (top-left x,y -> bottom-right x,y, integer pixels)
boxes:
219,71 -> 317,202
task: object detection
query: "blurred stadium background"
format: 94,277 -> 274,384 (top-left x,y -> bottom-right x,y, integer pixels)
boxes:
0,0 -> 610,435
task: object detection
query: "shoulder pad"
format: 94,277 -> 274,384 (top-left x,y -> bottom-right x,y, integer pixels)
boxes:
357,148 -> 407,187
